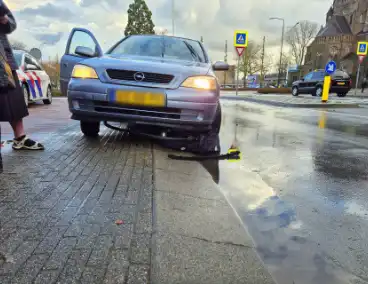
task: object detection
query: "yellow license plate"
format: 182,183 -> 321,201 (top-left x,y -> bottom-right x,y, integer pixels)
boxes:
337,82 -> 345,85
114,90 -> 165,107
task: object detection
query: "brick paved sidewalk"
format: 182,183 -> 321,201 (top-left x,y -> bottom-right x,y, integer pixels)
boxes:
0,113 -> 274,283
0,124 -> 153,284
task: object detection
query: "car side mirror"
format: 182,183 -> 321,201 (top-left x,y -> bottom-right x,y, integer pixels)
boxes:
301,78 -> 304,81
25,63 -> 38,70
75,46 -> 96,58
212,61 -> 229,71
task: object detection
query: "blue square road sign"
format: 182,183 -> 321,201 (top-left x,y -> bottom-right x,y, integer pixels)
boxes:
359,43 -> 367,53
325,60 -> 337,75
236,33 -> 246,45
357,42 -> 368,55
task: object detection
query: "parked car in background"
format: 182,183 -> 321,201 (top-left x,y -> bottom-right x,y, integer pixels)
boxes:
292,69 -> 352,97
13,50 -> 53,106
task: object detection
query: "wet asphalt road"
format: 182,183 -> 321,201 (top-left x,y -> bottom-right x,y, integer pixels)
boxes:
2,98 -> 368,283
216,101 -> 368,284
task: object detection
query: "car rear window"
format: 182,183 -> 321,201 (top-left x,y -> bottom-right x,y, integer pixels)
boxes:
333,70 -> 350,79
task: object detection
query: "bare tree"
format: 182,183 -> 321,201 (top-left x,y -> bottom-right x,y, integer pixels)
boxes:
238,41 -> 262,87
273,52 -> 292,84
259,37 -> 273,86
10,40 -> 28,52
285,20 -> 319,66
42,54 -> 60,89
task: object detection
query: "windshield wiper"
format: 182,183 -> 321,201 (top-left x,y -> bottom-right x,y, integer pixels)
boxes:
183,41 -> 202,62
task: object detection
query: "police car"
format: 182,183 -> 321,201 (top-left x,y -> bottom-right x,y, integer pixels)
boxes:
13,50 -> 52,106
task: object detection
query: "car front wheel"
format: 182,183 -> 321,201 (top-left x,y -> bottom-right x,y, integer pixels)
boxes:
211,104 -> 222,134
22,84 -> 29,106
43,86 -> 52,105
337,93 -> 347,97
292,86 -> 299,96
81,121 -> 100,137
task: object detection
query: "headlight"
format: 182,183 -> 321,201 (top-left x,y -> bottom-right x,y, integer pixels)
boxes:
71,65 -> 99,79
181,76 -> 217,90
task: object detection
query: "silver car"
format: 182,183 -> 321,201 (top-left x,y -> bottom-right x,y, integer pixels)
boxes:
60,28 -> 229,138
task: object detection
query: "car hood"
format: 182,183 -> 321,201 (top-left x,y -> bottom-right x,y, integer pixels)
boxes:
81,55 -> 213,89
293,80 -> 303,85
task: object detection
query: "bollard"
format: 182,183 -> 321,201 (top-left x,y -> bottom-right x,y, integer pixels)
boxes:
321,75 -> 331,103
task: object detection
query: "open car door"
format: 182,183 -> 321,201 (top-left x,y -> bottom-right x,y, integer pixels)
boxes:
60,28 -> 103,96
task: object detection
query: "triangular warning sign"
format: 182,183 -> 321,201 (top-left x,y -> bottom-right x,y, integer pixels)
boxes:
359,55 -> 365,64
236,47 -> 245,57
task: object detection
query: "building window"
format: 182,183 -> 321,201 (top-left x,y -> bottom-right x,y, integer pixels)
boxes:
350,14 -> 353,25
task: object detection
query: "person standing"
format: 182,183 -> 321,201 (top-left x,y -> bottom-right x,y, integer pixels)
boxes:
0,2 -> 44,150
362,76 -> 367,93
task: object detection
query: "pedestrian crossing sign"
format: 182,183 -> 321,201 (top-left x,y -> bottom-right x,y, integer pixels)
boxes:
234,30 -> 248,47
357,42 -> 368,56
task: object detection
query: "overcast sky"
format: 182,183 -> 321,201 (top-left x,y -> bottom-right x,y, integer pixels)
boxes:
6,0 -> 333,64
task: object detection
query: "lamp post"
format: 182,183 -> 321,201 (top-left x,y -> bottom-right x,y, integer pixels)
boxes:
172,0 -> 175,35
270,17 -> 285,87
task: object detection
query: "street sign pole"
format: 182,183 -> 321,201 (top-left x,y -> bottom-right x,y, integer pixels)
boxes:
323,60 -> 337,103
356,42 -> 368,95
235,47 -> 245,96
355,61 -> 361,96
234,30 -> 248,96
321,76 -> 331,103
236,56 -> 240,96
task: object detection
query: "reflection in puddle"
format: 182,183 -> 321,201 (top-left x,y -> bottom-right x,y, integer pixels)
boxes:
217,103 -> 368,284
345,201 -> 368,219
201,159 -> 219,184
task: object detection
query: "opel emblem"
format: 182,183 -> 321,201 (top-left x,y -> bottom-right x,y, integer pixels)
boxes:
133,72 -> 145,82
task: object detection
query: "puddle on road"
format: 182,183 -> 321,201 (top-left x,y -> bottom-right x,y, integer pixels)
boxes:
217,163 -> 365,284
213,103 -> 368,284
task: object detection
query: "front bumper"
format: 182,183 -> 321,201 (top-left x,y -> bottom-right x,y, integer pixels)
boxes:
67,79 -> 219,132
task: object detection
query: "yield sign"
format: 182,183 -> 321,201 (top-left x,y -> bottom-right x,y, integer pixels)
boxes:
359,55 -> 365,64
236,47 -> 245,57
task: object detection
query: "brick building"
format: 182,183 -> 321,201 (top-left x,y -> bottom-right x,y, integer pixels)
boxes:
303,0 -> 368,85
214,65 -> 236,85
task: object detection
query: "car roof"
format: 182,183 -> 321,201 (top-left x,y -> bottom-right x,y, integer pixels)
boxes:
128,34 -> 201,43
311,69 -> 347,73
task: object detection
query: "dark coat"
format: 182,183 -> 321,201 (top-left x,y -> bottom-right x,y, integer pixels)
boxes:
0,3 -> 28,123
0,2 -> 17,70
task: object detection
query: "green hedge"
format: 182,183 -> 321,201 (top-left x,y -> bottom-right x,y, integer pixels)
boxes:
221,88 -> 259,91
257,87 -> 291,94
52,89 -> 63,97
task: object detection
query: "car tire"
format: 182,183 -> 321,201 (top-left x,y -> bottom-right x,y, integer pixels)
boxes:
337,93 -> 347,97
315,86 -> 323,97
43,86 -> 52,105
22,84 -> 29,107
81,121 -> 100,137
292,86 -> 299,96
212,104 -> 222,134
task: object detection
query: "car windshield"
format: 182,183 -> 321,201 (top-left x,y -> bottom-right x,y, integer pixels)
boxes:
13,52 -> 22,67
108,35 -> 206,63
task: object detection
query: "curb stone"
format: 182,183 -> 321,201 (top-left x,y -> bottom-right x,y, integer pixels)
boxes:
220,95 -> 361,108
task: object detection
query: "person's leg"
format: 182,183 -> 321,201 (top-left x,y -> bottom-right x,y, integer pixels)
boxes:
10,119 -> 44,150
10,119 -> 25,138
